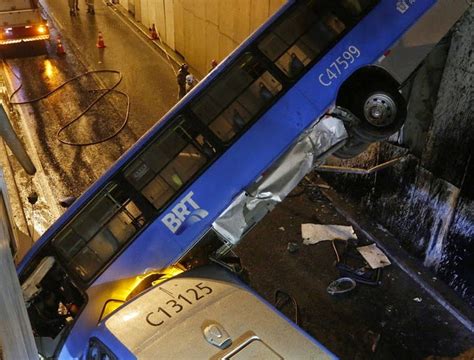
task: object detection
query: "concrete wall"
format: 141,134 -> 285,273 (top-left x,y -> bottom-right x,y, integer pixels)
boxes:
323,7 -> 474,306
127,0 -> 285,77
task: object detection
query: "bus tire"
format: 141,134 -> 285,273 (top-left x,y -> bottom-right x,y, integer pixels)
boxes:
350,85 -> 407,142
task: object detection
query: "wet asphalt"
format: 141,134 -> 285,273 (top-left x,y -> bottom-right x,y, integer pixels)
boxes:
0,0 -> 180,239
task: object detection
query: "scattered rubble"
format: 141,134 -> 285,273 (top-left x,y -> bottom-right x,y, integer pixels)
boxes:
357,244 -> 391,269
287,242 -> 299,254
301,223 -> 357,245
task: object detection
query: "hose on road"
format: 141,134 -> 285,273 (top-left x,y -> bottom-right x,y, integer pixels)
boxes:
4,61 -> 130,146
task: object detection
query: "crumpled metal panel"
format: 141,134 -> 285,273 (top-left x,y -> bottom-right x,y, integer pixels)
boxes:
213,115 -> 348,246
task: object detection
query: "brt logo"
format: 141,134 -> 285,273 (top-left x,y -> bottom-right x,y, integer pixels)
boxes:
161,191 -> 209,234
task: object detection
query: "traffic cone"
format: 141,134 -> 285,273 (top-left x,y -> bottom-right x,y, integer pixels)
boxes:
96,32 -> 106,48
56,37 -> 66,56
149,24 -> 158,40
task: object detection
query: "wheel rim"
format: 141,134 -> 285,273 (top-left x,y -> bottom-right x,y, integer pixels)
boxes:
363,93 -> 397,127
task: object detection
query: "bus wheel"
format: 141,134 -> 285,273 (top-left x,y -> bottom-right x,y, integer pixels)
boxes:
349,85 -> 407,142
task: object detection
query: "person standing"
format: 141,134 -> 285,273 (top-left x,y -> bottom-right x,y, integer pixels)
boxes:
176,64 -> 189,100
86,0 -> 95,14
68,0 -> 76,15
209,59 -> 218,73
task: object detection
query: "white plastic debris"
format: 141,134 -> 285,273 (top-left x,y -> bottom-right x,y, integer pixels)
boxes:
357,244 -> 391,269
302,224 -> 357,245
278,226 -> 285,231
413,297 -> 423,303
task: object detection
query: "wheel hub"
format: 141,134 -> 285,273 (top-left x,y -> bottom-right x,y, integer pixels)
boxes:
363,93 -> 397,127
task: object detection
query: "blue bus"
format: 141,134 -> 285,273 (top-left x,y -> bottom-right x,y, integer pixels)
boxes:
17,0 -> 462,358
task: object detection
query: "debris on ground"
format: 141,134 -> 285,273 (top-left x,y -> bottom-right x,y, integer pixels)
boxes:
357,243 -> 391,269
327,277 -> 356,295
336,241 -> 383,285
336,263 -> 382,285
302,223 -> 357,245
413,297 -> 423,303
274,290 -> 299,324
364,330 -> 381,353
317,183 -> 331,189
287,242 -> 299,253
278,226 -> 285,231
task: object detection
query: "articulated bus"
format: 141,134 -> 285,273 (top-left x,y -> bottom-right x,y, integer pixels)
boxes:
17,0 -> 468,358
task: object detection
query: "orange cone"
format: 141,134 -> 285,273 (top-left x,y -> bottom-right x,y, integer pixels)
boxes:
149,24 -> 158,40
96,32 -> 106,48
56,37 -> 66,56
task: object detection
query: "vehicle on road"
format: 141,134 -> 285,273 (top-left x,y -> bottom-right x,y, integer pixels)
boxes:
0,0 -> 49,46
17,0 -> 469,358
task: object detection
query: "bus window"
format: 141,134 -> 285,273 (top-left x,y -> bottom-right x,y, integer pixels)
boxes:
123,117 -> 211,210
141,176 -> 174,210
258,0 -> 377,79
123,131 -> 186,209
257,5 -> 312,63
53,228 -> 86,261
53,184 -> 143,281
209,104 -> 252,142
191,53 -> 282,143
160,143 -> 206,190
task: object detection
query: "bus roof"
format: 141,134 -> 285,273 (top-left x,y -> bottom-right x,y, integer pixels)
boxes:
98,266 -> 334,359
